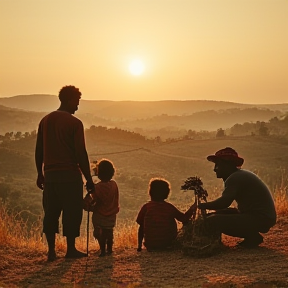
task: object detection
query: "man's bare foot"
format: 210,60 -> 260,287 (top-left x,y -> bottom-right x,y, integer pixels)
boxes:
65,249 -> 87,258
47,250 -> 57,262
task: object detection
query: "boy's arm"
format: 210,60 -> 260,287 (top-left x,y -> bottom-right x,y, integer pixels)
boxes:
184,201 -> 197,220
137,224 -> 144,252
136,205 -> 146,252
172,202 -> 197,223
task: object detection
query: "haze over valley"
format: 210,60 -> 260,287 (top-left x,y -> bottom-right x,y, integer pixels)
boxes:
0,94 -> 287,138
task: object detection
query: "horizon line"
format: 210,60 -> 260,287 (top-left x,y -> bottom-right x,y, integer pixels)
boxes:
0,94 -> 287,106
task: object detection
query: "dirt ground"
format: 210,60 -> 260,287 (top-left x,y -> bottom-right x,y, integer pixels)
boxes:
1,217 -> 288,288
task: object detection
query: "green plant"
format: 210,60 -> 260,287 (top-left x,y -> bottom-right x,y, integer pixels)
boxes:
178,176 -> 222,257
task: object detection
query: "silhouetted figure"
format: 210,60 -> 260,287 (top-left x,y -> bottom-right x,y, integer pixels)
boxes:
35,85 -> 95,261
199,147 -> 276,248
136,178 -> 196,251
83,159 -> 119,257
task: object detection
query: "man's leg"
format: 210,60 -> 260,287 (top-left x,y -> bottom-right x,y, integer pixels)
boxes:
65,236 -> 86,258
45,233 -> 56,261
205,213 -> 264,248
237,232 -> 263,248
42,183 -> 61,261
62,181 -> 87,258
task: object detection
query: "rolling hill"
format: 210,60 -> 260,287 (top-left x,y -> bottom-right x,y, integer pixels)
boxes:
1,129 -> 288,222
1,94 -> 288,119
0,95 -> 287,135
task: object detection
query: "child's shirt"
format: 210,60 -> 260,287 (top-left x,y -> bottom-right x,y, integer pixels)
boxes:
136,200 -> 190,249
91,180 -> 119,217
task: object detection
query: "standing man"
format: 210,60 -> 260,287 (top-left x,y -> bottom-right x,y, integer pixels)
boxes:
199,147 -> 276,248
35,85 -> 95,261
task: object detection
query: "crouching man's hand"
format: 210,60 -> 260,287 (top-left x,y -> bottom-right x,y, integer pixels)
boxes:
186,201 -> 198,220
198,202 -> 207,210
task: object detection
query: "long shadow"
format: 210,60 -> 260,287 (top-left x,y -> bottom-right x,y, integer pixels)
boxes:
79,252 -> 115,287
134,245 -> 288,288
194,245 -> 288,287
15,244 -> 288,288
19,258 -> 77,287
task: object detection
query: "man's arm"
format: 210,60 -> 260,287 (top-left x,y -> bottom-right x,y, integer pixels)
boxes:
74,122 -> 94,193
199,185 -> 237,210
198,195 -> 233,210
35,125 -> 44,190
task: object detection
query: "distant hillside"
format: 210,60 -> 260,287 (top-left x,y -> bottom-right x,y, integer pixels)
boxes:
2,129 -> 288,221
0,105 -> 45,134
118,108 -> 283,132
1,94 -> 288,120
0,104 -> 285,135
0,94 -> 287,135
0,95 -> 59,112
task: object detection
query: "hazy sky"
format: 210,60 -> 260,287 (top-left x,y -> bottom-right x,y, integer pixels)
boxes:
1,0 -> 287,103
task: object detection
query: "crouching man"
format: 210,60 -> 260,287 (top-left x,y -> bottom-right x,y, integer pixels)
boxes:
199,147 -> 276,248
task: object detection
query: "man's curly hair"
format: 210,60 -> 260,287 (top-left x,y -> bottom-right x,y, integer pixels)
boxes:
58,85 -> 81,103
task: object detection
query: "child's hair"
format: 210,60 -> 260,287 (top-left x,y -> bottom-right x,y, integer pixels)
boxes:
97,159 -> 115,182
148,178 -> 170,201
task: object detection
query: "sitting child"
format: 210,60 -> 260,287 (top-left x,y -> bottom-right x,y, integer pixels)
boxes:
136,177 -> 196,251
84,159 -> 120,257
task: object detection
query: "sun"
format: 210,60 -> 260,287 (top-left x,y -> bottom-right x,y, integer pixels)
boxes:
129,59 -> 145,76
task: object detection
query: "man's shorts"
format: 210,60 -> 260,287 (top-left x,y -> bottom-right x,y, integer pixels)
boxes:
42,180 -> 83,237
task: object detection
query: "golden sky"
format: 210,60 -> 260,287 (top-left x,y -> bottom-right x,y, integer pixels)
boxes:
1,0 -> 287,103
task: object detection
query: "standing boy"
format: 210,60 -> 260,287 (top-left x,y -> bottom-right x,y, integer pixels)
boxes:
84,159 -> 120,257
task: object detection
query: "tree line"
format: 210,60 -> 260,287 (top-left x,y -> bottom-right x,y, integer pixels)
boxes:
1,114 -> 288,146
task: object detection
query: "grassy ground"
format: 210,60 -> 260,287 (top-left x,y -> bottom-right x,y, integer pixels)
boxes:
1,136 -> 288,287
1,217 -> 288,288
0,187 -> 288,288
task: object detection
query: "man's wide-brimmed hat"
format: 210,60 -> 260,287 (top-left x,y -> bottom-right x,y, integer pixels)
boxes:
207,147 -> 244,167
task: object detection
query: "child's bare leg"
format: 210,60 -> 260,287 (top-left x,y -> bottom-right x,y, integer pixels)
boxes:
106,229 -> 114,255
94,226 -> 106,256
98,235 -> 106,257
137,225 -> 144,252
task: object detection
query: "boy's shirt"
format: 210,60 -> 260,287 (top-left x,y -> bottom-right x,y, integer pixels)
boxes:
136,200 -> 190,248
92,180 -> 119,216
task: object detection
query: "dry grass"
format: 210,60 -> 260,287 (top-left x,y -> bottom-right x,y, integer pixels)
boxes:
1,192 -> 288,288
76,219 -> 139,253
0,182 -> 287,255
0,203 -> 139,255
0,204 -> 46,252
273,175 -> 288,217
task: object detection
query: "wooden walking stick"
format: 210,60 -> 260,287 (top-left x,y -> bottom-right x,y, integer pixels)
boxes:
84,189 -> 94,256
85,161 -> 98,256
86,207 -> 90,256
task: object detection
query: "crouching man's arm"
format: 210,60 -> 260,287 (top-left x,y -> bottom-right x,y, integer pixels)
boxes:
198,195 -> 233,211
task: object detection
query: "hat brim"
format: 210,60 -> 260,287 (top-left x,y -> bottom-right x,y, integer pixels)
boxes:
207,155 -> 244,167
